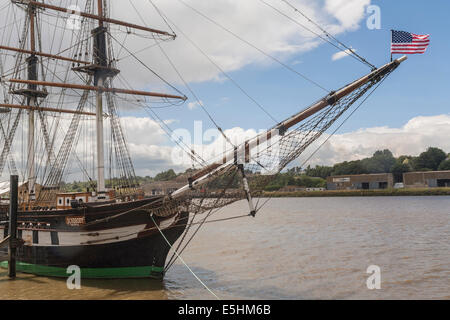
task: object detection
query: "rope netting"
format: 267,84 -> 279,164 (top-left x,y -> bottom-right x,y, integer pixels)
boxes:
246,75 -> 388,177
145,70 -> 393,218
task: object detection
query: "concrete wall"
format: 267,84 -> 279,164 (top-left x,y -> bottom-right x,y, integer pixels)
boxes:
326,173 -> 393,190
403,170 -> 450,188
142,181 -> 186,196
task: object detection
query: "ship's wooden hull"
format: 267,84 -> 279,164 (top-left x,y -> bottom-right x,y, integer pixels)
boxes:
0,197 -> 189,279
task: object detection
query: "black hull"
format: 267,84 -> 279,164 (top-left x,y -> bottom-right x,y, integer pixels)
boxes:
0,199 -> 189,279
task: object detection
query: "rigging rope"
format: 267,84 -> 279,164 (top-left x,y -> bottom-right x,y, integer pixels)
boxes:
113,73 -> 209,168
298,71 -> 392,169
106,32 -> 186,99
253,70 -> 392,214
164,167 -> 241,271
277,0 -> 376,70
141,0 -> 177,37
154,37 -> 236,147
109,33 -> 221,168
152,1 -> 279,124
175,0 -> 330,93
123,1 -> 237,154
150,214 -> 220,300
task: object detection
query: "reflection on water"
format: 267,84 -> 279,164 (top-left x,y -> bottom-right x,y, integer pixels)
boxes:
1,196 -> 449,299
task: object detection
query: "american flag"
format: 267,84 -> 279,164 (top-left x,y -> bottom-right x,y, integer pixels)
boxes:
391,30 -> 430,54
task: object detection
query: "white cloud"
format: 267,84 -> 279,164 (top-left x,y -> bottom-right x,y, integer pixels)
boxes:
298,114 -> 450,167
331,48 -> 357,61
107,0 -> 373,86
187,100 -> 202,110
325,0 -> 371,31
0,0 -> 374,104
0,0 -> 388,182
5,113 -> 449,181
127,113 -> 450,175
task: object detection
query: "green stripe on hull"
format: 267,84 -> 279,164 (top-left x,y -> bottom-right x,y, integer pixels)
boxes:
0,261 -> 164,279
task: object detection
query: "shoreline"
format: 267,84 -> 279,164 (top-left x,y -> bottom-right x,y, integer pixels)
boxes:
263,187 -> 450,197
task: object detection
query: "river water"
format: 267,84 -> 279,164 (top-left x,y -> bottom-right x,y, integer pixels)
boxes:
0,196 -> 449,300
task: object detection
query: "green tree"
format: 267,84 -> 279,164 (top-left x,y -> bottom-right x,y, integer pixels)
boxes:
438,159 -> 450,170
362,149 -> 396,173
305,165 -> 333,179
332,160 -> 367,175
295,175 -> 326,188
154,169 -> 177,181
391,162 -> 412,183
413,147 -> 447,171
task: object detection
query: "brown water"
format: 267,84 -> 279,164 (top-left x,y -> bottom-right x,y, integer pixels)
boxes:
0,197 -> 449,300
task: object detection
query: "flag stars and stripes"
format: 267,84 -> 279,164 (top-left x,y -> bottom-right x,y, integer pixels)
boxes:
391,30 -> 430,54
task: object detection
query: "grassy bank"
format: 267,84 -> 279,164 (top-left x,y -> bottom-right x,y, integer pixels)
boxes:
263,188 -> 450,198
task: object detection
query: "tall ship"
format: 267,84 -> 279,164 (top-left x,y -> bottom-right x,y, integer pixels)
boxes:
0,0 -> 406,279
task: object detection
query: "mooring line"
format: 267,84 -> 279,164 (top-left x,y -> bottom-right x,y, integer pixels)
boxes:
150,215 -> 220,300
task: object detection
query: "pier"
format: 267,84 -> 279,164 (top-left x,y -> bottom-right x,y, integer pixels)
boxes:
0,175 -> 23,278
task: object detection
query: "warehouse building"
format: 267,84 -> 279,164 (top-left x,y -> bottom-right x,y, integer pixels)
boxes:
403,170 -> 450,188
326,173 -> 394,190
142,181 -> 185,196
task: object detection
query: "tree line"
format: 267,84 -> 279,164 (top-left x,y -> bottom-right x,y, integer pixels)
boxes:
304,147 -> 450,183
62,147 -> 450,192
61,169 -> 179,192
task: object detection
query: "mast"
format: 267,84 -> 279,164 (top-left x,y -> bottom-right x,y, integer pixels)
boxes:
27,3 -> 37,199
94,0 -> 107,196
5,0 -> 183,206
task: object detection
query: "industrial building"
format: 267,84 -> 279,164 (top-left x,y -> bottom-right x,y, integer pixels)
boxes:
142,181 -> 186,196
403,170 -> 450,188
326,173 -> 394,190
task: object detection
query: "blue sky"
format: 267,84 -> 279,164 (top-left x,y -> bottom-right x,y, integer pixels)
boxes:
1,0 -> 448,179
154,0 -> 449,135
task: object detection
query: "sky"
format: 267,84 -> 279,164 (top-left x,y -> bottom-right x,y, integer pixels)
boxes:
115,0 -> 450,175
1,0 -> 449,179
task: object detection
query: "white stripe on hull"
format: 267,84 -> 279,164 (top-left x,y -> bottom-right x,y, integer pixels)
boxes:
0,215 -> 180,247
39,230 -> 52,245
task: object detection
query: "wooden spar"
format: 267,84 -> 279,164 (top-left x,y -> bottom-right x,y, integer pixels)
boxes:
29,5 -> 36,51
171,56 -> 408,199
97,0 -> 104,27
26,1 -> 176,38
0,103 -> 96,116
281,55 -> 407,130
0,45 -> 90,65
7,79 -> 187,100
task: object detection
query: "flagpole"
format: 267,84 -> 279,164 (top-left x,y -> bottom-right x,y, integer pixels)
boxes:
390,29 -> 393,62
